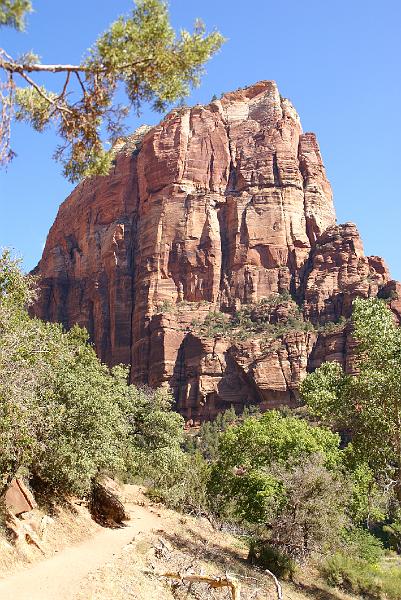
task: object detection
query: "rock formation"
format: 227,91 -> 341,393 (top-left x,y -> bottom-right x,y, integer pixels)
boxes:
32,81 -> 399,421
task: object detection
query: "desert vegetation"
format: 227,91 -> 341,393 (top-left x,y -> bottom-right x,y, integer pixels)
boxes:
1,250 -> 401,598
149,297 -> 401,597
184,295 -> 348,345
1,3 -> 399,599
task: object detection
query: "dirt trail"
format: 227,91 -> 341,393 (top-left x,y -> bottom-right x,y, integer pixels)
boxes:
0,503 -> 161,600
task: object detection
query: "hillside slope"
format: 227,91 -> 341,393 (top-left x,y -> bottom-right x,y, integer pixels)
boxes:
0,485 -> 354,600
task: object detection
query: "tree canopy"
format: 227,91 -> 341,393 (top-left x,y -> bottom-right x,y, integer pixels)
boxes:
207,410 -> 348,561
0,249 -> 185,499
301,297 -> 401,503
0,0 -> 224,181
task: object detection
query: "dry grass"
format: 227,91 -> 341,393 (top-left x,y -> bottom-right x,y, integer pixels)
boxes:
74,486 -> 355,600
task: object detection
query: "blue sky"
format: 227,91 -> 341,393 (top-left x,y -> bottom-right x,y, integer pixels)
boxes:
0,0 -> 400,279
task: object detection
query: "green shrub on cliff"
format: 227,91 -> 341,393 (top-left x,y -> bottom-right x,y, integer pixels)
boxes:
191,295 -> 317,342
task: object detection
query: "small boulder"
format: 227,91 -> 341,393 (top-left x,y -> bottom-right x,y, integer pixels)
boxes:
90,481 -> 127,527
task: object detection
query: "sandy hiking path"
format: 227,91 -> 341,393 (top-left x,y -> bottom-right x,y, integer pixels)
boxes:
0,502 -> 161,600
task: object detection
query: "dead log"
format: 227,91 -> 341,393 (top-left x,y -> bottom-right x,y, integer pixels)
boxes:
265,568 -> 283,600
162,572 -> 241,600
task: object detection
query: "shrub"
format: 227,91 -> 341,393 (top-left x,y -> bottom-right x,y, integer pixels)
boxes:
321,553 -> 401,600
0,250 -> 186,501
191,295 -> 318,342
183,406 -> 260,461
267,456 -> 348,560
31,330 -> 132,496
321,553 -> 382,597
194,310 -> 231,337
209,412 -> 348,561
156,299 -> 175,313
383,517 -> 401,553
379,568 -> 401,600
248,540 -> 295,580
378,286 -> 399,302
317,316 -> 347,333
343,456 -> 387,525
146,451 -> 210,514
341,527 -> 384,564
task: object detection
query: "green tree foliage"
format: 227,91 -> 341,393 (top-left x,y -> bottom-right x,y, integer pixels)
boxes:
147,450 -> 211,514
0,0 -> 31,30
162,406 -> 261,515
0,251 -> 46,495
208,411 -> 348,560
0,0 -> 224,180
184,406 -> 261,461
30,330 -> 133,495
301,297 -> 401,503
343,458 -> 387,525
124,385 -> 185,484
0,250 -> 185,499
212,410 -> 341,484
340,527 -> 384,565
383,513 -> 401,553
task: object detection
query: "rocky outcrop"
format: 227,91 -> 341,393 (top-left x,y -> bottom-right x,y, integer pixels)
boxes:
32,81 -> 397,421
300,222 -> 390,324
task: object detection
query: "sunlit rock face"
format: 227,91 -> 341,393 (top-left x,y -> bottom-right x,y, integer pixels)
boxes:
32,81 -> 397,421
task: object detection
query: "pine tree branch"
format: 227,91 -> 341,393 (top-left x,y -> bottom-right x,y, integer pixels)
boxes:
16,70 -> 74,115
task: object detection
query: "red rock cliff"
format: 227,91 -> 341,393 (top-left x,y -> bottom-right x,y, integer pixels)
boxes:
32,81 -> 398,421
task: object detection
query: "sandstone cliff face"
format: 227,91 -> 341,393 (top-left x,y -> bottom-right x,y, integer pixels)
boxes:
32,81 -> 398,421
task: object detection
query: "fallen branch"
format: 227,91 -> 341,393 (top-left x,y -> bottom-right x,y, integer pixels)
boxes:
265,569 -> 283,600
162,571 -> 241,600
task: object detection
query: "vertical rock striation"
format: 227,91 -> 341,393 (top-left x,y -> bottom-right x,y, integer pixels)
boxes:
32,81 -> 397,421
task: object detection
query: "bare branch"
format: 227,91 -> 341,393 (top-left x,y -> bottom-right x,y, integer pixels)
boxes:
59,72 -> 71,100
0,72 -> 15,166
161,572 -> 241,600
264,569 -> 283,600
2,61 -> 88,74
75,72 -> 87,97
0,56 -> 154,76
